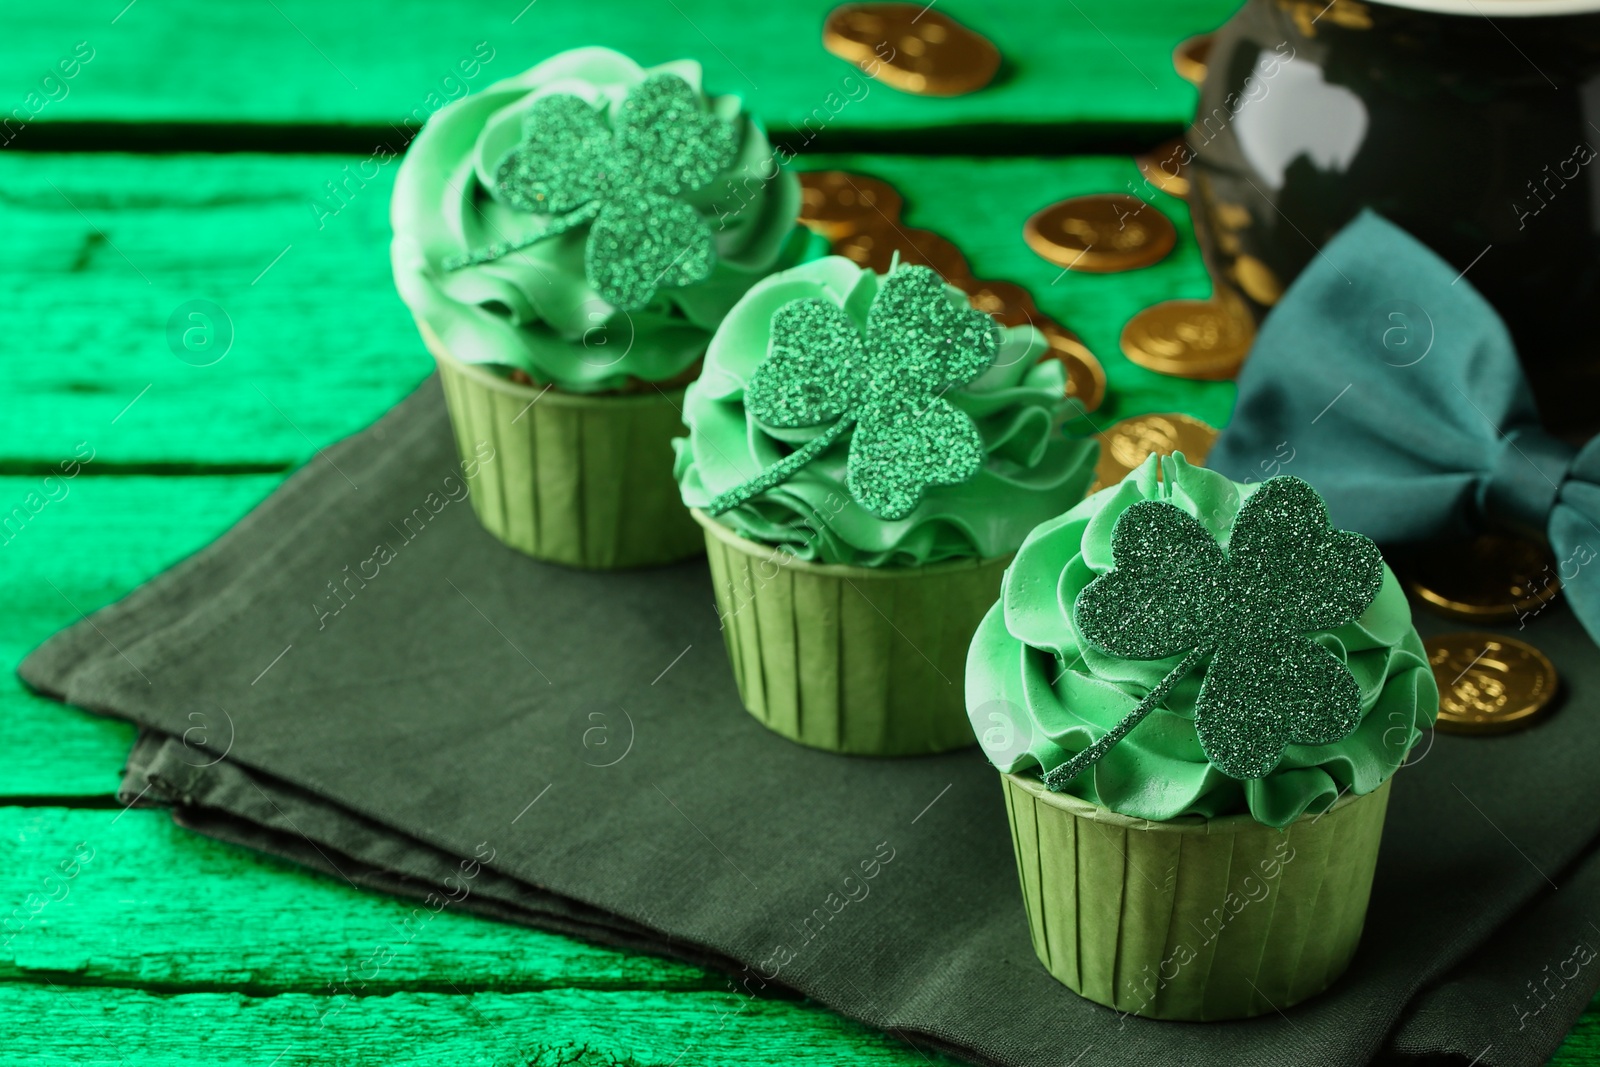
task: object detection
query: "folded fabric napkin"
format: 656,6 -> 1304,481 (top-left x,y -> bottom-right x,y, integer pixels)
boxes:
21,389 -> 1600,1062
1211,210 -> 1600,644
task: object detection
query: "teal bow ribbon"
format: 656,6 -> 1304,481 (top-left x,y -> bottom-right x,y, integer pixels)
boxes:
1210,210 -> 1600,641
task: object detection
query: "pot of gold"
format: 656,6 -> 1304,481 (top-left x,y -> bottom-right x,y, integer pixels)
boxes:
1186,0 -> 1600,437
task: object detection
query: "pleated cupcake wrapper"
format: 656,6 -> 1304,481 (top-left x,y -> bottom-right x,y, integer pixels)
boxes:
1001,772 -> 1393,1021
693,509 -> 1007,756
430,341 -> 703,570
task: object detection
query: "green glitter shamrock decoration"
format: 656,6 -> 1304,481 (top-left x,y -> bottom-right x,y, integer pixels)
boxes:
1044,475 -> 1384,786
444,72 -> 740,310
707,264 -> 996,521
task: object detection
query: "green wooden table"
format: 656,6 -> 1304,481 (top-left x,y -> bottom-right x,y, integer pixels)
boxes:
3,1 -> 1597,1062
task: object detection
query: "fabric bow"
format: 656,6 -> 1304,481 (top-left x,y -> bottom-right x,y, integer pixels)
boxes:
1210,210 -> 1600,642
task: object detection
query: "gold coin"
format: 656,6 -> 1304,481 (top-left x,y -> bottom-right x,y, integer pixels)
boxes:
1232,254 -> 1284,306
797,171 -> 903,240
1213,202 -> 1252,232
1172,34 -> 1212,86
1040,325 -> 1107,414
1135,139 -> 1191,199
823,3 -> 1001,97
1405,534 -> 1561,624
1024,194 -> 1177,274
959,278 -> 1040,328
1120,292 -> 1256,380
1208,201 -> 1253,256
1426,632 -> 1558,735
1090,412 -> 1218,491
833,223 -> 973,284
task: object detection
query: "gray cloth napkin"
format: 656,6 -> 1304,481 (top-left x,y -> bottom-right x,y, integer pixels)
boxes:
21,377 -> 1600,1067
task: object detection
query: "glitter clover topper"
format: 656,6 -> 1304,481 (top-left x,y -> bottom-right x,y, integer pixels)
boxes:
445,72 -> 740,310
1044,475 -> 1384,786
707,264 -> 996,521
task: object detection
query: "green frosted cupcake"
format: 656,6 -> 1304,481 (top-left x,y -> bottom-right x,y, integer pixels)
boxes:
676,256 -> 1098,754
391,46 -> 813,568
966,453 -> 1438,1019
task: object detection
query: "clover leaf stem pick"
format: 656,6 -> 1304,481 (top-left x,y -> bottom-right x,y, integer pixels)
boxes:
1043,645 -> 1207,790
1041,473 -> 1384,787
709,417 -> 855,515
443,203 -> 601,271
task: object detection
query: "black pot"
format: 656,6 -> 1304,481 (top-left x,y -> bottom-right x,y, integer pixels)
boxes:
1188,0 -> 1600,438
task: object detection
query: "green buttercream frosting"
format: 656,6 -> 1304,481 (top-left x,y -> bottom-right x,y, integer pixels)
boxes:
674,256 -> 1099,567
965,453 -> 1439,828
390,47 -> 809,393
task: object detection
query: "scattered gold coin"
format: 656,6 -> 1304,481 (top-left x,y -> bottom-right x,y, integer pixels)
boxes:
833,223 -> 973,283
1427,632 -> 1559,735
1172,33 -> 1212,86
1120,290 -> 1256,380
1213,202 -> 1252,232
1231,254 -> 1285,306
823,3 -> 1001,97
1024,194 -> 1177,274
959,278 -> 1040,328
798,171 -> 904,240
1040,325 -> 1107,414
1206,200 -> 1253,256
1135,139 -> 1191,199
1090,412 -> 1218,491
1405,534 -> 1561,625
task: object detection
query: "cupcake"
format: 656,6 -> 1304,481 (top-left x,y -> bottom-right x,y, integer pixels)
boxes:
676,257 -> 1098,755
967,453 -> 1438,1020
391,47 -> 813,568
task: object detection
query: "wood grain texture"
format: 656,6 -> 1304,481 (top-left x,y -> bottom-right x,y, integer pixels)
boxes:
0,475 -> 280,640
0,152 -> 1223,468
1,474 -> 285,797
0,808 -> 716,993
0,982 -> 944,1067
0,152 -> 428,469
1,0 -> 1234,137
0,686 -> 133,799
1553,1011 -> 1600,1065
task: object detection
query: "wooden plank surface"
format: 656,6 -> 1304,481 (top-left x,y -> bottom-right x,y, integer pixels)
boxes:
0,982 -> 942,1067
4,0 -> 1235,140
0,151 -> 425,470
2,474 -> 280,797
2,688 -> 132,799
1,808 -> 714,992
0,152 -> 1222,469
1555,1015 -> 1600,1066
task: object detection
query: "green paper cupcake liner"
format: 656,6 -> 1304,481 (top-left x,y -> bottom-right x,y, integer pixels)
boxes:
1001,771 -> 1393,1021
693,509 -> 1007,756
432,344 -> 703,570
